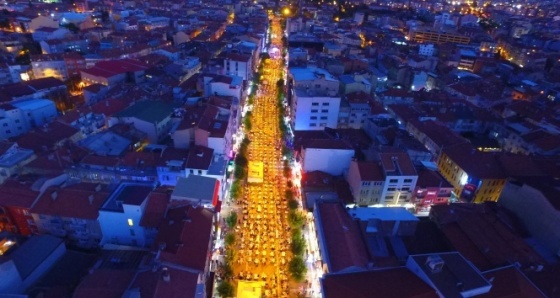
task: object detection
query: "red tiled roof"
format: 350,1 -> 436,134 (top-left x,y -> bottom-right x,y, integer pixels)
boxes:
442,144 -> 506,179
431,203 -> 545,271
379,152 -> 416,176
72,269 -> 135,298
140,189 -> 170,228
82,59 -> 148,79
131,267 -> 199,298
357,161 -> 384,181
81,155 -> 121,167
0,179 -> 40,209
185,145 -> 213,170
321,267 -> 438,298
31,183 -> 110,219
316,202 -> 370,272
156,206 -> 213,271
480,266 -> 546,298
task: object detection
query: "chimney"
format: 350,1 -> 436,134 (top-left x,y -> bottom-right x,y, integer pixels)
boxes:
162,267 -> 170,282
51,191 -> 58,200
88,194 -> 94,205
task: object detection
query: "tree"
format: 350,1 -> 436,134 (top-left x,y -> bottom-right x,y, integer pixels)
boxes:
217,281 -> 234,297
288,199 -> 299,210
285,189 -> 294,200
230,180 -> 241,200
225,233 -> 235,246
289,256 -> 307,282
225,212 -> 238,229
288,210 -> 305,228
291,229 -> 306,256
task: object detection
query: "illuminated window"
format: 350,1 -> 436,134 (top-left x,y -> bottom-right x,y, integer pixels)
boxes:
127,219 -> 133,226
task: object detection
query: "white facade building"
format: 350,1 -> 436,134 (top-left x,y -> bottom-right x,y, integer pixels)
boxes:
0,99 -> 57,140
418,44 -> 435,57
98,182 -> 155,247
300,140 -> 354,176
292,90 -> 341,130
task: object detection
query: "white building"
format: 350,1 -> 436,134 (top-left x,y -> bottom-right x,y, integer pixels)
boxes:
299,139 -> 354,176
223,52 -> 252,81
418,44 -> 435,57
288,67 -> 341,131
98,182 -> 155,247
201,74 -> 243,101
0,99 -> 57,140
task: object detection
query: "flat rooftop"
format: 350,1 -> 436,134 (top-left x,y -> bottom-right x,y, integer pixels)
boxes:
349,207 -> 419,222
101,182 -> 155,212
409,252 -> 492,298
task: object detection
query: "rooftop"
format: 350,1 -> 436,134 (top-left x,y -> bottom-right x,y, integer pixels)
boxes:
114,100 -> 177,124
408,252 -> 492,298
101,182 -> 155,212
315,201 -> 370,273
171,175 -> 218,204
289,66 -> 338,82
348,207 -> 419,222
321,267 -> 437,298
156,205 -> 213,271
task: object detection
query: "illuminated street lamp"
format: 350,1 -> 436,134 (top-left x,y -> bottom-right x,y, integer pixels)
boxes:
282,7 -> 291,16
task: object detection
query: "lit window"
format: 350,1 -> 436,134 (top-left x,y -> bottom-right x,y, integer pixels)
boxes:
127,219 -> 134,226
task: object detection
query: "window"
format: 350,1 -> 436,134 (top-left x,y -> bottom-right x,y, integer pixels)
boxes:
198,170 -> 202,175
130,229 -> 135,236
401,187 -> 410,191
387,187 -> 396,191
320,116 -> 327,120
389,179 -> 398,183
310,123 -> 317,127
311,109 -> 318,113
322,102 -> 329,106
319,123 -> 327,127
321,109 -> 328,113
128,219 -> 134,226
2,123 -> 7,127
311,102 -> 319,106
310,116 -> 317,120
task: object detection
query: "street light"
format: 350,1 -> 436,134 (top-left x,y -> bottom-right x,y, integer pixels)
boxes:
283,7 -> 291,16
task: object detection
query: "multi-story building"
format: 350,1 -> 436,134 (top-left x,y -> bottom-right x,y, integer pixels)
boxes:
0,175 -> 69,235
409,28 -> 470,45
31,183 -> 110,248
0,99 -> 57,141
346,152 -> 418,206
437,144 -> 507,203
98,182 -> 155,247
0,142 -> 35,184
80,59 -> 148,87
112,101 -> 177,143
223,52 -> 253,81
288,67 -> 341,131
299,139 -> 355,176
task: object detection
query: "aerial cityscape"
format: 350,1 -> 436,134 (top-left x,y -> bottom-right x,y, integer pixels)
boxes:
0,0 -> 559,297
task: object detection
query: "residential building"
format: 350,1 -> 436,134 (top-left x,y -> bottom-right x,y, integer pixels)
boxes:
199,73 -> 243,100
405,253 -> 492,297
223,52 -> 252,81
0,174 -> 68,235
31,183 -> 110,248
299,139 -> 354,176
0,234 -> 66,294
31,53 -> 86,81
313,201 -> 370,274
437,144 -> 506,203
171,175 -> 220,208
80,59 -> 148,87
98,182 -> 155,247
499,178 -> 560,258
112,101 -> 177,143
409,28 -> 470,44
0,142 -> 35,184
347,151 -> 418,206
413,169 -> 454,215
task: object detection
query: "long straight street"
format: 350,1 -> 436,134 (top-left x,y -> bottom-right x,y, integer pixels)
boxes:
224,14 -> 295,297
